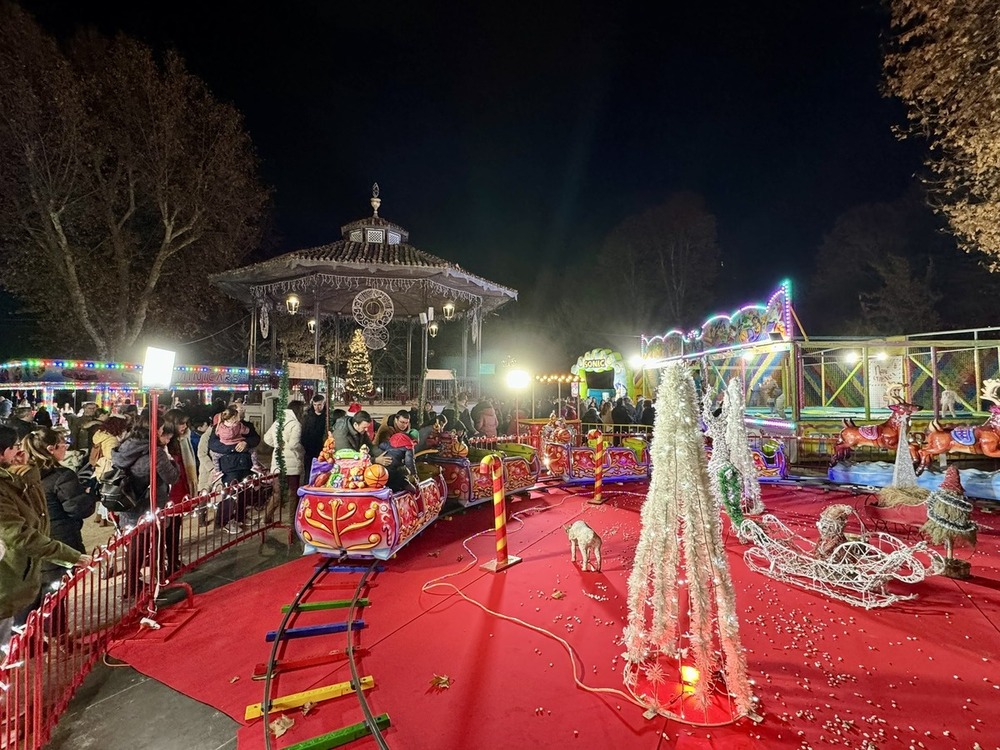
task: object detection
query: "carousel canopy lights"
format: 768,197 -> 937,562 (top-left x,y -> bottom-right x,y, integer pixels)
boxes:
876,351 -> 888,361
141,347 -> 175,389
442,301 -> 456,320
628,354 -> 645,370
535,374 -> 580,383
427,320 -> 440,338
506,369 -> 531,391
286,293 -> 301,315
741,349 -> 755,362
844,351 -> 859,364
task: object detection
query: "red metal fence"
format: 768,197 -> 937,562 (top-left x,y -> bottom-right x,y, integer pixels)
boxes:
0,473 -> 286,749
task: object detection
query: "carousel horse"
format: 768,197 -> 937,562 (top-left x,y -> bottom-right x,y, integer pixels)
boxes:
830,384 -> 919,465
914,379 -> 1000,475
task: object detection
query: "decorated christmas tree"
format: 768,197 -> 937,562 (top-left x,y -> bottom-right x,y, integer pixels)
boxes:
921,465 -> 977,578
344,328 -> 373,400
622,362 -> 754,722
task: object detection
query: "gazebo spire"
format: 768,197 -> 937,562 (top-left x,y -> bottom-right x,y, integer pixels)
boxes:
371,182 -> 381,217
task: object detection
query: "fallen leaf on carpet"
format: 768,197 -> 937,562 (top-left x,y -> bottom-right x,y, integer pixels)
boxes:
269,716 -> 294,737
428,550 -> 440,557
552,590 -> 566,599
431,674 -> 453,689
229,676 -> 239,684
301,701 -> 314,715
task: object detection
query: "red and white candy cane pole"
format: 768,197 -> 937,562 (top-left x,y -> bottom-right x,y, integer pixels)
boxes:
479,454 -> 521,572
587,429 -> 605,505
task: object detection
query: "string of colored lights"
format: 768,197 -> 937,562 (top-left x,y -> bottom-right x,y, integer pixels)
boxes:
1,358 -> 274,375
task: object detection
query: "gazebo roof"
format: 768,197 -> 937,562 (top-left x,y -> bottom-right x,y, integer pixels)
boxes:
210,186 -> 517,321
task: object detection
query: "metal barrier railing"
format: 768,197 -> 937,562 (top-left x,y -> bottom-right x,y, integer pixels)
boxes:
0,473 -> 289,749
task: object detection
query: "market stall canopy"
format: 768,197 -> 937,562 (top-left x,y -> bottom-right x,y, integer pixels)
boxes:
209,186 -> 518,323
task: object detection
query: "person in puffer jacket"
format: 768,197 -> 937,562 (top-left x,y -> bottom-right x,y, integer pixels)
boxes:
110,416 -> 179,597
262,401 -> 304,521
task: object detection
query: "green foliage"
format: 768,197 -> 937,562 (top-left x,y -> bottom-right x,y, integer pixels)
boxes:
276,362 -> 289,499
719,463 -> 744,527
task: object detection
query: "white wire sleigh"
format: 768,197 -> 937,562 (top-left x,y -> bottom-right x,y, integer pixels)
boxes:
739,507 -> 945,610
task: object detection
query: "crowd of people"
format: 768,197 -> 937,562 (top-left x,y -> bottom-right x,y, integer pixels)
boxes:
0,386 -> 655,651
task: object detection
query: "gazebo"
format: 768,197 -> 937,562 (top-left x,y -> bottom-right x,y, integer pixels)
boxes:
210,185 -> 518,396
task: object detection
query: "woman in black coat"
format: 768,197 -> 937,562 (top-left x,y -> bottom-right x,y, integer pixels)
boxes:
16,426 -> 96,629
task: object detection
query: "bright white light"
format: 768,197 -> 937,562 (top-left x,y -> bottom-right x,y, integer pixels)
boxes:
843,351 -> 859,364
741,350 -> 755,362
629,354 -> 645,369
142,347 -> 175,388
876,351 -> 888,361
506,369 -> 531,391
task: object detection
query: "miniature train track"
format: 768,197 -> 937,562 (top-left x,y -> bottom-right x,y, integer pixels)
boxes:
260,555 -> 389,750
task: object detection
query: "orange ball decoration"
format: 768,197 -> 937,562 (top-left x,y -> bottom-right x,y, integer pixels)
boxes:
363,463 -> 389,488
453,442 -> 469,457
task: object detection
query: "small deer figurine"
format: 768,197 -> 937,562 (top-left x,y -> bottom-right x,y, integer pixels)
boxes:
940,387 -> 959,418
564,520 -> 602,572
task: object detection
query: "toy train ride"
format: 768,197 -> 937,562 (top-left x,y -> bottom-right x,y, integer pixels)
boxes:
294,413 -> 788,560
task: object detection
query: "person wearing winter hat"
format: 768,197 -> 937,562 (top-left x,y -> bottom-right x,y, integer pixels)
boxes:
380,431 -> 417,492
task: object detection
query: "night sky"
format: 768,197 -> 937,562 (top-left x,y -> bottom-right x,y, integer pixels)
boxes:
23,0 -> 923,322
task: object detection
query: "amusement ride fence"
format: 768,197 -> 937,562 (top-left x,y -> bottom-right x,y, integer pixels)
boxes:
0,473 -> 283,750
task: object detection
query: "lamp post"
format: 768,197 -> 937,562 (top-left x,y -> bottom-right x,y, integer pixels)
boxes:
506,369 -> 530,435
419,306 -> 435,375
142,346 -> 175,593
142,346 -> 176,514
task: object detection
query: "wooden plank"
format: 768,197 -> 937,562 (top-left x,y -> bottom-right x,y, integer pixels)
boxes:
281,714 -> 391,750
316,563 -> 385,573
251,648 -> 369,680
244,676 -> 374,720
281,598 -> 368,613
265,620 -> 366,642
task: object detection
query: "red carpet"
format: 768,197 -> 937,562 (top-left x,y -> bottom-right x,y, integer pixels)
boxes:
108,485 -> 1000,749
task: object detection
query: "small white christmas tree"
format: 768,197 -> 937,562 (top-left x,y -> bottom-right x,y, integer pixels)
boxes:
622,362 -> 754,721
703,383 -> 742,525
878,417 -> 929,506
723,377 -> 765,516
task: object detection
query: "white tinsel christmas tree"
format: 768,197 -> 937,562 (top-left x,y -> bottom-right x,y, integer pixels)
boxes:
344,329 -> 374,399
622,362 -> 754,720
723,377 -> 764,516
878,416 -> 929,506
703,382 -> 741,525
